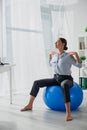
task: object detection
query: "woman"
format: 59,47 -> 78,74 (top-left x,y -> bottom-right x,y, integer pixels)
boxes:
20,38 -> 82,121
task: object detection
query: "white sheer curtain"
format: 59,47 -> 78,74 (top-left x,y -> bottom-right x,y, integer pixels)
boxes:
0,0 -> 50,96
9,0 -> 49,94
51,10 -> 74,49
0,0 -> 10,96
0,0 -> 80,96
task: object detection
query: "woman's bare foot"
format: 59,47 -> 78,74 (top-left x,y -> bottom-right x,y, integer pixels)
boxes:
66,116 -> 73,121
20,105 -> 32,112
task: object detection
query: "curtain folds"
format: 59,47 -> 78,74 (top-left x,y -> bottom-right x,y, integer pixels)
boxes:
0,0 -> 75,96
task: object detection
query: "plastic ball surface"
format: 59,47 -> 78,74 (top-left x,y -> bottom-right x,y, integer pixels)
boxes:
43,82 -> 83,111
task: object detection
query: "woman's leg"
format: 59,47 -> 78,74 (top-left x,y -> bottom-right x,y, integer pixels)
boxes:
65,102 -> 72,121
61,79 -> 73,121
20,78 -> 58,111
20,95 -> 35,111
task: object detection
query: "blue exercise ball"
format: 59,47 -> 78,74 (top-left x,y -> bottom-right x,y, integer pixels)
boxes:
43,82 -> 83,111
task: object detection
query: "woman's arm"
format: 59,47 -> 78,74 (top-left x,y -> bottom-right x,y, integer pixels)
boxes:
48,51 -> 58,66
68,52 -> 82,63
49,51 -> 56,60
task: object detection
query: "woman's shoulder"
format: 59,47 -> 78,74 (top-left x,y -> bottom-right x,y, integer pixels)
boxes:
64,52 -> 73,58
63,51 -> 68,56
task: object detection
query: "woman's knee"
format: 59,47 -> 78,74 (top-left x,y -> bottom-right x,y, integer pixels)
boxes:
61,80 -> 73,89
33,80 -> 39,87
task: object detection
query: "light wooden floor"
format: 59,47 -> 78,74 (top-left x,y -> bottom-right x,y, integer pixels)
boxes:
0,90 -> 87,130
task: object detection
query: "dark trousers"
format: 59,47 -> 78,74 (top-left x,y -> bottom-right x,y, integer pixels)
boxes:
30,74 -> 73,103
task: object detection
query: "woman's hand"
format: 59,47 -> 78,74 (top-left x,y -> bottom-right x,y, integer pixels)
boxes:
68,51 -> 78,56
68,52 -> 82,63
49,51 -> 56,60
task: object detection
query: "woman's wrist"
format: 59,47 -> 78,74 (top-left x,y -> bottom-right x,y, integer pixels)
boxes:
75,52 -> 82,63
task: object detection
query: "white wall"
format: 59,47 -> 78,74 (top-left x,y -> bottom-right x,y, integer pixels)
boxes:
65,0 -> 87,50
65,0 -> 87,83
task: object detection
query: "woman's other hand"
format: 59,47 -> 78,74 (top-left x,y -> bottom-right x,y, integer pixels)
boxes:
49,51 -> 56,60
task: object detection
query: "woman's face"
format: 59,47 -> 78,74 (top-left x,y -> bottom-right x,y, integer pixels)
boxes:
55,39 -> 64,50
